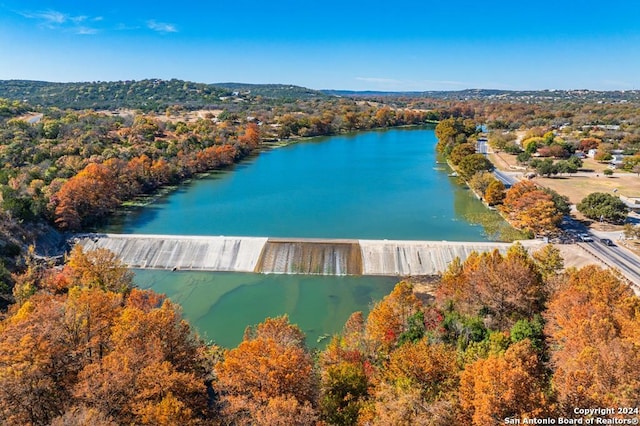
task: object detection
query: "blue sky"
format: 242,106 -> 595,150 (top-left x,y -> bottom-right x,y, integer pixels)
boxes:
1,1 -> 639,91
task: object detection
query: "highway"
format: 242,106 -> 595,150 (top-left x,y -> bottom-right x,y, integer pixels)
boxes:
561,217 -> 640,290
578,240 -> 640,290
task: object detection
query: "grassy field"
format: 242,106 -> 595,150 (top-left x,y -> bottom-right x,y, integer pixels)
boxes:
488,152 -> 640,204
534,174 -> 640,204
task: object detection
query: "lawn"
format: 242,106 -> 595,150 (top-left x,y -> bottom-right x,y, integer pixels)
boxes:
533,174 -> 640,205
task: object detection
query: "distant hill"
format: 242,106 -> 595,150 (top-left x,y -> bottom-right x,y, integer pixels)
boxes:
212,82 -> 328,100
321,88 -> 640,102
1,79 -> 638,111
0,79 -> 328,111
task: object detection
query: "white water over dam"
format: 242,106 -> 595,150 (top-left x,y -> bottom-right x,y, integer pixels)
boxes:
75,234 -> 545,276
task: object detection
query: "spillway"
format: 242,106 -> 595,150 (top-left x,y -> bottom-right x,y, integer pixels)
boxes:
74,234 -> 545,276
255,239 -> 363,275
358,240 -> 533,275
75,234 -> 267,272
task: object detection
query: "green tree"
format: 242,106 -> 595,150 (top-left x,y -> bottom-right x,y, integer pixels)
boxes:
510,315 -> 545,351
577,192 -> 629,224
567,155 -> 583,169
516,151 -> 531,164
556,160 -> 578,175
540,187 -> 571,216
534,159 -> 559,177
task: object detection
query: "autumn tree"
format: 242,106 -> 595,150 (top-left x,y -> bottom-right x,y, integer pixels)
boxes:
437,244 -> 545,331
51,405 -> 117,426
238,123 -> 261,151
459,340 -> 549,425
449,143 -> 476,166
0,293 -> 77,425
532,244 -> 564,279
0,275 -> 212,426
73,290 -> 209,424
65,245 -> 133,294
435,118 -> 477,156
372,341 -> 460,425
215,316 -> 318,425
365,281 -> 423,354
468,171 -> 495,196
545,266 -> 640,411
501,180 -> 562,236
53,162 -> 121,230
484,179 -> 505,206
457,154 -> 493,180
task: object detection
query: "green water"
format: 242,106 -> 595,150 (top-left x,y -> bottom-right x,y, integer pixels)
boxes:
107,127 -> 515,347
133,270 -> 397,348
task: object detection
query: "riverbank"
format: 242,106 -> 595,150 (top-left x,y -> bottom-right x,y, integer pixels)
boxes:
444,158 -> 529,242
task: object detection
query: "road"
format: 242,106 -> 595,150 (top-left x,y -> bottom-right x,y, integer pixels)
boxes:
477,138 -> 519,187
560,217 -> 640,290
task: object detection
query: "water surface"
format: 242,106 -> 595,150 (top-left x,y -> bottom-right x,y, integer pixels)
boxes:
108,127 -> 499,241
106,127 -> 513,347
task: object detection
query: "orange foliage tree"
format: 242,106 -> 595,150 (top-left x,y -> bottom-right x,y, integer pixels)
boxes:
53,162 -> 120,229
500,180 -> 562,236
0,256 -> 212,426
437,244 -> 544,330
215,316 -> 318,425
365,281 -> 424,354
459,340 -> 549,425
545,266 -> 640,411
372,341 -> 460,425
64,244 -> 134,294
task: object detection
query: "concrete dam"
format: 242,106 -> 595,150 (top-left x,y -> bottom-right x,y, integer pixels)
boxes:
75,234 -> 545,276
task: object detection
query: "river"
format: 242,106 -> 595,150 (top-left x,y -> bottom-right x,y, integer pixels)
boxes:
105,127 -> 514,347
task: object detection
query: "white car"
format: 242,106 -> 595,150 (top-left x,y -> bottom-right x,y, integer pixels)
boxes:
579,234 -> 593,242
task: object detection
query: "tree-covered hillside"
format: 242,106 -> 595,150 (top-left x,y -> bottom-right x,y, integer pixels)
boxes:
0,79 -> 328,112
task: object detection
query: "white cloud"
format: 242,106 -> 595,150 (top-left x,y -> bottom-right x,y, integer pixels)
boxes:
147,20 -> 178,33
70,15 -> 88,24
18,9 -> 100,34
75,27 -> 99,35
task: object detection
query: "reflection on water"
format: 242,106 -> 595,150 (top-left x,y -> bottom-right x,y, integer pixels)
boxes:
450,182 -> 527,241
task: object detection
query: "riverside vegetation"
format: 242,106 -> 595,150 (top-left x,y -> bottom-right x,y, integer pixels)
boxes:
1,243 -> 638,425
1,80 -> 640,424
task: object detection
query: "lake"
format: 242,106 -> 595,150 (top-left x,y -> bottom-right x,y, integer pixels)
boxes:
106,127 -> 514,347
